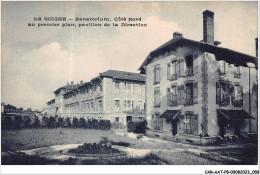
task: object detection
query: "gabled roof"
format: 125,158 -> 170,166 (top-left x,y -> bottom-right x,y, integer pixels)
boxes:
100,70 -> 145,82
139,36 -> 257,72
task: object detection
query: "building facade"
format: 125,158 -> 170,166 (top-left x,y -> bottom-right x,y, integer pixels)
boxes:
46,70 -> 146,128
139,10 -> 258,144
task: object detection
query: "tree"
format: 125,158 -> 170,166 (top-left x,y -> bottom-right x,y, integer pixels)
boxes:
57,117 -> 64,127
33,116 -> 41,128
23,115 -> 31,128
65,117 -> 72,128
72,117 -> 79,128
48,116 -> 57,128
13,115 -> 23,129
78,117 -> 86,128
41,116 -> 49,128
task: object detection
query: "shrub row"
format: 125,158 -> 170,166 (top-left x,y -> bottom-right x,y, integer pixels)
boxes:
127,121 -> 147,134
1,115 -> 111,130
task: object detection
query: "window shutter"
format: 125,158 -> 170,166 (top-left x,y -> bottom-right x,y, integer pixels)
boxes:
181,85 -> 185,105
180,59 -> 185,76
176,60 -> 180,77
193,52 -> 198,73
177,86 -> 181,105
240,85 -> 243,100
179,115 -> 185,134
216,82 -> 220,104
154,67 -> 156,83
167,63 -> 171,80
193,82 -> 198,104
192,114 -> 199,135
167,87 -> 171,106
231,84 -> 234,105
158,66 -> 161,82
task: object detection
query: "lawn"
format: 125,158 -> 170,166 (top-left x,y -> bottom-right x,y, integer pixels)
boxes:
2,128 -> 224,165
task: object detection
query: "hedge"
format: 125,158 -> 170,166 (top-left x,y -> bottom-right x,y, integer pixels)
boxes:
127,121 -> 147,134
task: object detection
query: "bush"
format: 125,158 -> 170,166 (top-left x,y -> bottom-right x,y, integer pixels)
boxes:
32,116 -> 41,128
98,120 -> 111,130
13,116 -> 23,129
23,115 -> 31,128
2,116 -> 13,129
72,117 -> 79,128
127,120 -> 147,134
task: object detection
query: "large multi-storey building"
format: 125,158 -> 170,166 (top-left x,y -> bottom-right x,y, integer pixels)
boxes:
138,10 -> 258,144
46,70 -> 146,127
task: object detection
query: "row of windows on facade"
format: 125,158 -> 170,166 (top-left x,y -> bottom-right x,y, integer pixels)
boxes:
64,99 -> 144,113
114,81 -> 143,95
153,81 -> 243,107
152,113 -> 198,136
154,58 -> 242,83
154,82 -> 198,107
64,84 -> 103,101
65,99 -> 102,113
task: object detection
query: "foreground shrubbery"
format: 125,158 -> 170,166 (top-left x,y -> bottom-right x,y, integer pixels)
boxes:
1,115 -> 111,130
127,121 -> 147,134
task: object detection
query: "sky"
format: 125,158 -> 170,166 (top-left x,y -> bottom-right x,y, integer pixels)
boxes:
1,1 -> 258,110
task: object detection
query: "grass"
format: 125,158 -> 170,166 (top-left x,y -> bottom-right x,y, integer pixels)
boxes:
1,128 -> 245,165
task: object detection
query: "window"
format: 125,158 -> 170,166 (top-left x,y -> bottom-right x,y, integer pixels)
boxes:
154,65 -> 160,83
234,66 -> 241,78
153,113 -> 163,131
220,82 -> 226,104
167,86 -> 177,106
185,55 -> 194,76
115,82 -> 120,94
185,83 -> 193,104
125,82 -> 131,94
137,101 -> 142,113
216,81 -> 233,106
137,84 -> 142,95
182,114 -> 198,135
219,60 -> 226,74
233,84 -> 243,107
90,102 -> 94,112
115,117 -> 119,122
183,82 -> 198,105
154,87 -> 160,107
99,84 -> 102,92
115,100 -> 120,112
167,60 -> 177,80
98,100 -> 102,112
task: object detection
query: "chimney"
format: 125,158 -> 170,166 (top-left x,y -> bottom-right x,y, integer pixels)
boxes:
255,38 -> 258,57
203,10 -> 214,44
173,32 -> 183,38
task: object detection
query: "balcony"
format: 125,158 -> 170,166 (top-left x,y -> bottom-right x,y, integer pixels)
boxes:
168,74 -> 177,81
185,66 -> 198,76
167,94 -> 178,106
233,99 -> 243,107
